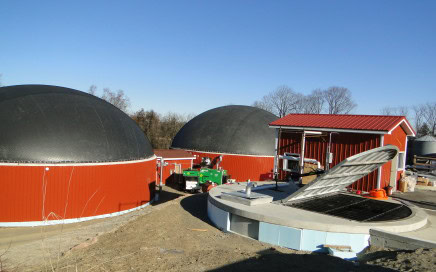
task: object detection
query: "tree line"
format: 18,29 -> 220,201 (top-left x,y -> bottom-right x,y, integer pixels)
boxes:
89,85 -> 194,149
252,85 -> 357,117
3,75 -> 432,145
131,109 -> 194,149
381,103 -> 436,137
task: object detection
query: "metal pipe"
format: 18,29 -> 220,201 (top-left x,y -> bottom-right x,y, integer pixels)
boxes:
245,180 -> 256,198
273,128 -> 280,178
376,135 -> 384,189
299,131 -> 306,184
160,158 -> 164,187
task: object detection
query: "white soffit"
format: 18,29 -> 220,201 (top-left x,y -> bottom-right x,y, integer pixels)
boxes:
283,145 -> 399,202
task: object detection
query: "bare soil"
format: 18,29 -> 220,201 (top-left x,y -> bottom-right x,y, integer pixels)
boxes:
1,186 -> 435,272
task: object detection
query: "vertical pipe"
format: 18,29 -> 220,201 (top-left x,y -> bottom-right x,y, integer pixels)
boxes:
326,132 -> 331,171
376,135 -> 384,189
299,131 -> 306,183
273,128 -> 280,177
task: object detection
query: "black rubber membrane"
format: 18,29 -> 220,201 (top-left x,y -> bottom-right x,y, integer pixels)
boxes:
0,85 -> 154,163
286,193 -> 412,222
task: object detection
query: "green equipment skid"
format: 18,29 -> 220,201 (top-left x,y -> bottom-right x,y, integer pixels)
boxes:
182,168 -> 228,191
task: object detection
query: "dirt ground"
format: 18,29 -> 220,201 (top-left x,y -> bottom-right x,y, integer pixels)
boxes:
1,186 -> 435,272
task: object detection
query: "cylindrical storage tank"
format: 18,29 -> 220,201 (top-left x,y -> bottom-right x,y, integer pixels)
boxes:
171,105 -> 277,181
0,85 -> 156,226
412,135 -> 436,158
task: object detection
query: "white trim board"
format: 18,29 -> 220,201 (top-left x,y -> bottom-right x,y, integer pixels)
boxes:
387,119 -> 415,137
171,148 -> 274,158
0,156 -> 157,167
155,157 -> 195,161
269,125 -> 387,135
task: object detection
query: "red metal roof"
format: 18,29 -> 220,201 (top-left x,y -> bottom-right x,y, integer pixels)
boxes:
269,114 -> 415,135
153,149 -> 195,159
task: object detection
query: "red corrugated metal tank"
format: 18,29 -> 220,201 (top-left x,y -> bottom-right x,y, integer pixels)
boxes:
171,105 -> 277,181
0,85 -> 156,226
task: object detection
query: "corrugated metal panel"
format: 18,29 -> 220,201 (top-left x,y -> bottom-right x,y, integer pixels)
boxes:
270,114 -> 410,133
0,159 -> 156,223
283,145 -> 398,202
189,151 -> 274,181
279,132 -> 380,191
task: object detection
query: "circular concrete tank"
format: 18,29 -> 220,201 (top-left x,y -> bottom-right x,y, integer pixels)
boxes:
0,85 -> 156,226
171,105 -> 278,181
412,135 -> 436,158
207,146 -> 428,258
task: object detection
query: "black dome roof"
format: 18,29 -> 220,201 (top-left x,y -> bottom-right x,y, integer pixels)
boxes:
171,105 -> 277,156
0,85 -> 154,163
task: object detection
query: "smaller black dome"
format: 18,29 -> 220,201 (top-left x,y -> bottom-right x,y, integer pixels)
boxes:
171,105 -> 277,156
0,85 -> 154,163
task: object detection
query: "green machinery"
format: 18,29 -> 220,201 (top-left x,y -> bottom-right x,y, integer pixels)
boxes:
182,168 -> 228,192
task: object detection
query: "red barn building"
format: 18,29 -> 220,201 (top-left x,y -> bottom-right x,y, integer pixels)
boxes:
269,114 -> 415,192
171,105 -> 277,181
0,85 -> 156,226
154,149 -> 195,185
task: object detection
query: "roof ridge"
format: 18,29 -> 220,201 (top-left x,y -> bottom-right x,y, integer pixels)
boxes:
283,113 -> 406,118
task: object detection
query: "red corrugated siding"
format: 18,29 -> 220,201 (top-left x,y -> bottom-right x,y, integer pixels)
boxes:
279,132 -> 380,191
0,159 -> 156,223
383,125 -> 408,189
157,159 -> 193,185
188,151 -> 274,181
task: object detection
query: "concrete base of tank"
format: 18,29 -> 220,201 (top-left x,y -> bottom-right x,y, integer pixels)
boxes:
207,182 -> 428,259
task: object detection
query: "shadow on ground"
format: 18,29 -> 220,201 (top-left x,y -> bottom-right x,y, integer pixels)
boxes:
180,192 -> 214,226
207,248 -> 396,272
151,187 -> 185,206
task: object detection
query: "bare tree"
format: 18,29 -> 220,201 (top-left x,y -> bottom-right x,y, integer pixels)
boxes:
410,103 -> 436,136
381,106 -> 409,117
323,86 -> 356,114
88,85 -> 97,95
422,102 -> 436,136
253,85 -> 302,117
102,88 -> 131,113
412,105 -> 426,135
252,100 -> 270,112
302,89 -> 325,114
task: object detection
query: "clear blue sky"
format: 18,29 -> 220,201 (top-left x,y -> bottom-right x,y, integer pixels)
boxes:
1,0 -> 435,116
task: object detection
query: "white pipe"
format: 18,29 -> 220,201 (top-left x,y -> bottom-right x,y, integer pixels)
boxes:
160,158 -> 164,187
376,135 -> 384,189
273,128 -> 280,176
300,131 -> 306,183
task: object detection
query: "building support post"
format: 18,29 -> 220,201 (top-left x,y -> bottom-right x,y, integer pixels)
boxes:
159,158 -> 165,199
299,131 -> 306,184
376,135 -> 385,190
273,128 -> 280,177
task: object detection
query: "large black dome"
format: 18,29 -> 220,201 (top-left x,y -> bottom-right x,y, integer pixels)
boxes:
171,105 -> 277,156
0,85 -> 154,163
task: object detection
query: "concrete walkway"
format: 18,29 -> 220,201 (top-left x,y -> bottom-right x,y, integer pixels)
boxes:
370,187 -> 436,249
392,186 -> 436,210
400,209 -> 436,242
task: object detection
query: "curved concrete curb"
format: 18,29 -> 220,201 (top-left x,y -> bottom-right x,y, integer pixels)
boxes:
207,183 -> 429,258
